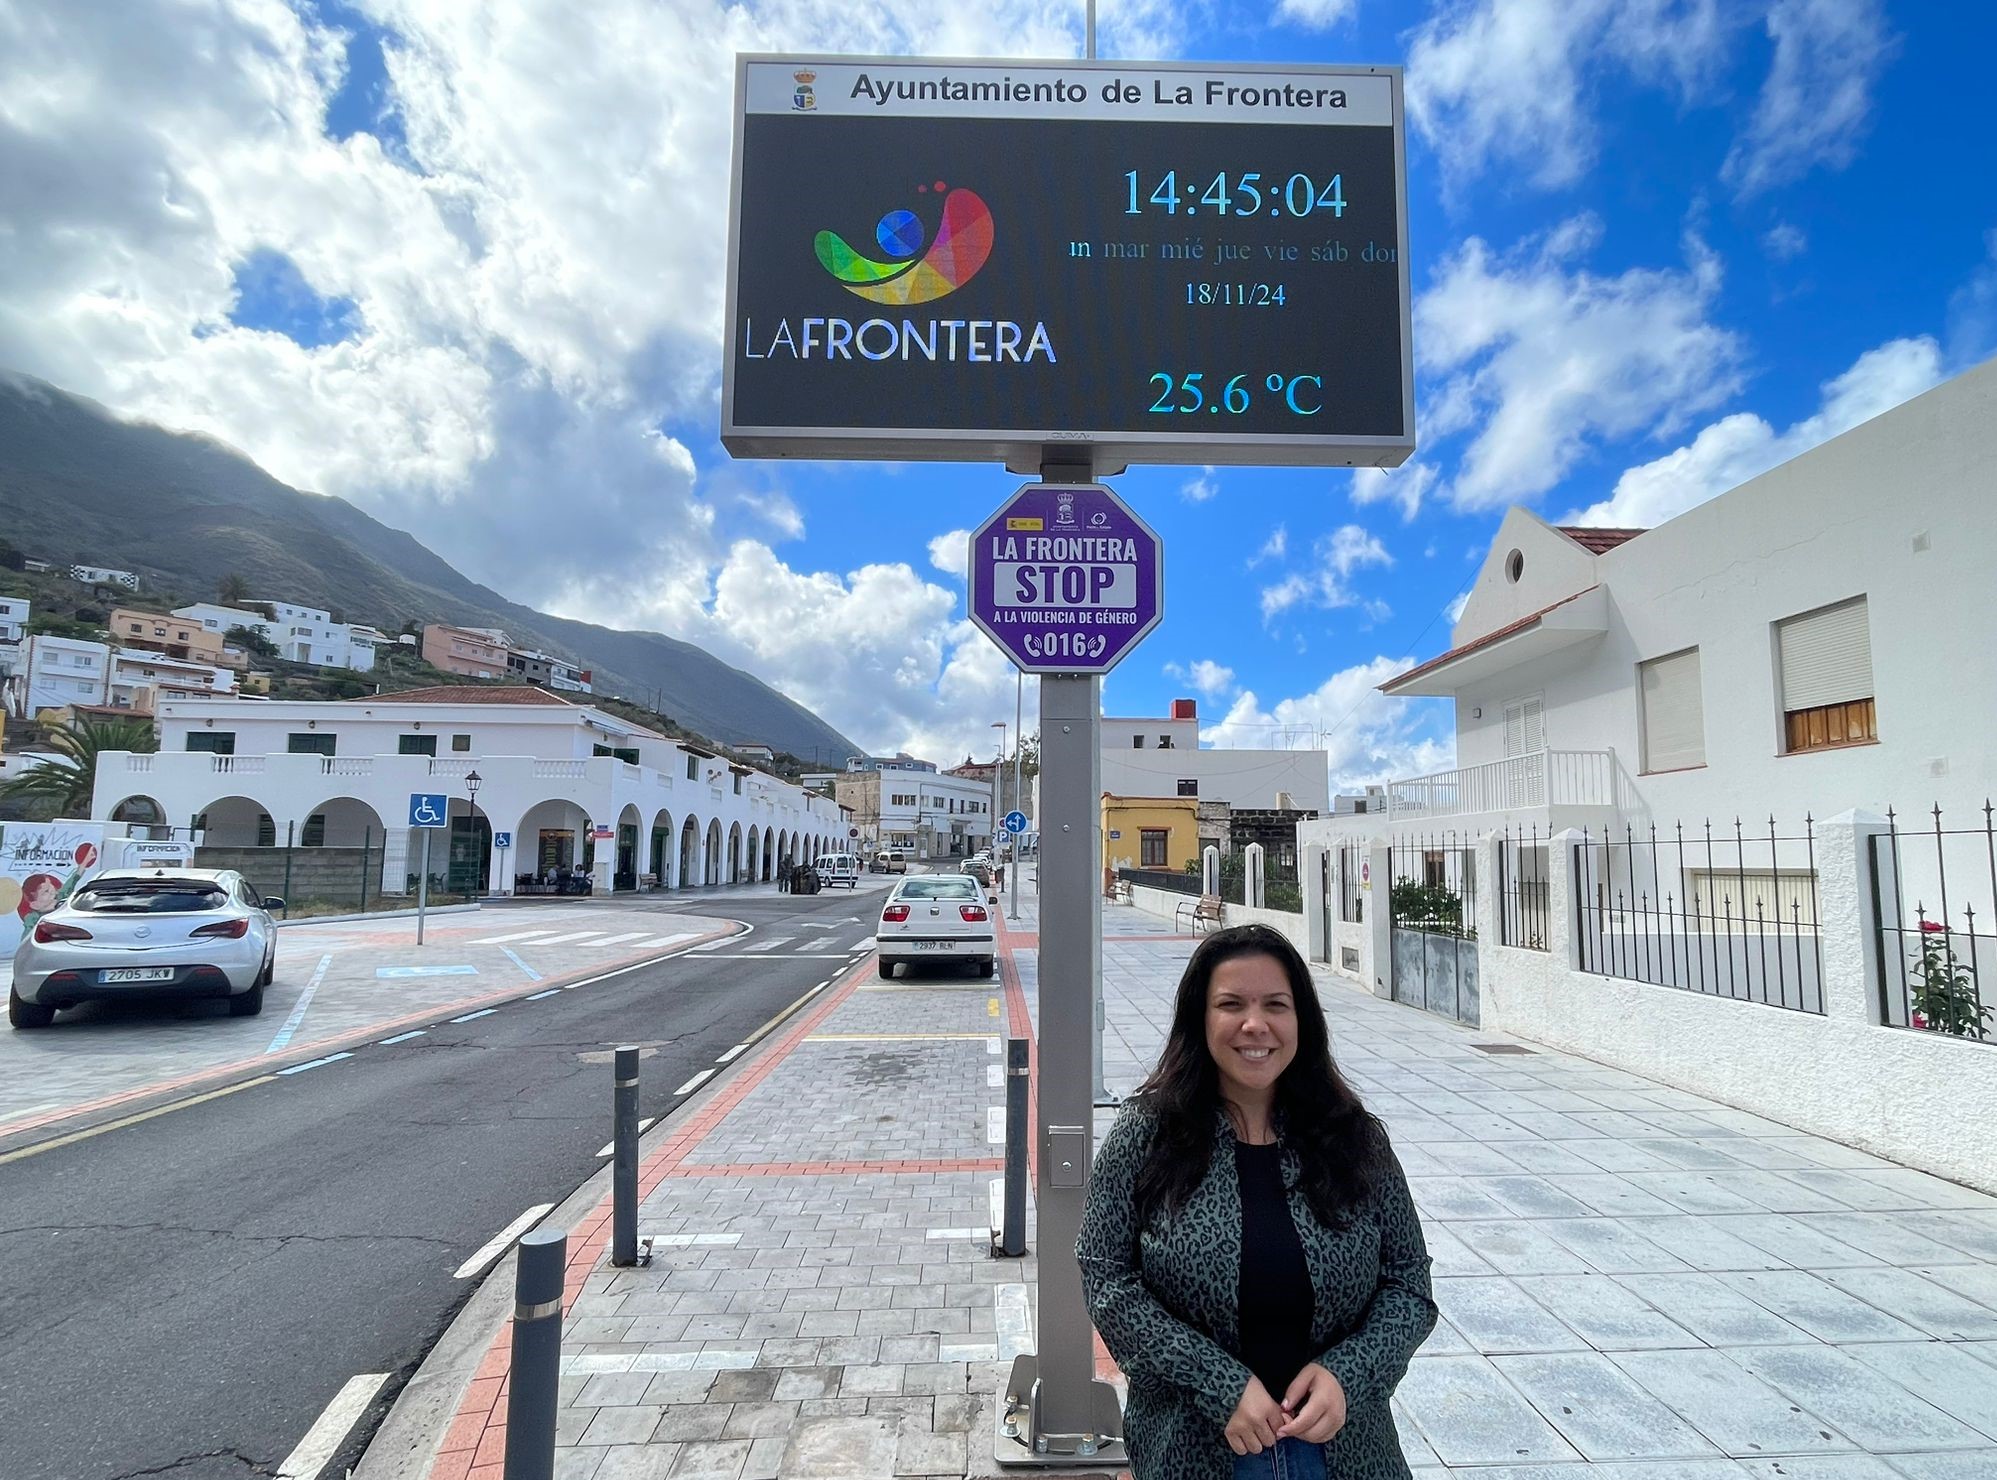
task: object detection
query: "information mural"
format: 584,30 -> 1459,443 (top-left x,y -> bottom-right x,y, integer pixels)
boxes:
722,55 -> 1412,469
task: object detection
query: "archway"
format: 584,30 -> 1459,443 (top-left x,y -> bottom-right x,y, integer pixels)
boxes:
515,799 -> 589,890
728,823 -> 744,884
746,826 -> 760,883
762,826 -> 774,881
446,797 -> 491,895
705,818 -> 724,886
195,795 -> 275,848
649,809 -> 675,888
615,803 -> 643,891
777,830 -> 789,872
300,796 -> 386,848
680,814 -> 702,887
108,794 -> 169,839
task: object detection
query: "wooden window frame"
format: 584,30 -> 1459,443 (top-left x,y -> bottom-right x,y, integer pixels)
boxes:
1139,828 -> 1171,868
1782,697 -> 1877,755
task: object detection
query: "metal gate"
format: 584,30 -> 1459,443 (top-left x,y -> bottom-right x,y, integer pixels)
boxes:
1387,836 -> 1480,1025
1318,849 -> 1333,961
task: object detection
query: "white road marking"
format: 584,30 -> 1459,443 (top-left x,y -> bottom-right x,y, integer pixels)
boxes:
926,1227 -> 987,1241
700,953 -> 850,959
996,1283 -> 1035,1360
595,1118 -> 656,1156
276,1371 -> 390,1479
0,1102 -> 59,1128
715,1043 -> 749,1063
526,988 -> 562,1000
448,1008 -> 497,1023
376,965 -> 478,979
526,930 -> 609,947
502,948 -> 542,981
453,1202 -> 555,1280
987,1105 -> 1006,1144
673,1069 -> 714,1096
986,1037 -> 1002,1054
265,954 -> 333,1054
378,1030 -> 426,1045
469,929 -> 563,945
989,1178 -> 1005,1236
277,1052 -> 353,1077
742,938 -> 786,952
799,936 -> 837,951
629,931 -> 701,951
987,1063 -> 1003,1088
592,930 -> 662,947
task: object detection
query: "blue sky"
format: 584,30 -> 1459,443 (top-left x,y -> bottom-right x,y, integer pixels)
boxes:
1,0 -> 1991,783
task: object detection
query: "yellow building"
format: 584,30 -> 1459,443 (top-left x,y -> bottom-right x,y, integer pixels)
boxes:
1101,794 -> 1200,875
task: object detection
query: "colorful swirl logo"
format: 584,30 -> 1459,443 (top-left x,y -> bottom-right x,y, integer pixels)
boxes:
814,182 -> 995,305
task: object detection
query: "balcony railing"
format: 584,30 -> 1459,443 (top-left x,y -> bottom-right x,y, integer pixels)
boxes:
1387,749 -> 1615,821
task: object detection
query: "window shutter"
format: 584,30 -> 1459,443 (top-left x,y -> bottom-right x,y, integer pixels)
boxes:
1778,597 -> 1873,711
1503,697 -> 1544,757
1640,648 -> 1705,772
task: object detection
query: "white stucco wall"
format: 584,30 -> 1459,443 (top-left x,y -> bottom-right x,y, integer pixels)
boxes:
1101,746 -> 1331,811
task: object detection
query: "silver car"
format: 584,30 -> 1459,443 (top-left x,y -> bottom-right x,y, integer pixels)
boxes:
9,868 -> 282,1028
875,873 -> 994,980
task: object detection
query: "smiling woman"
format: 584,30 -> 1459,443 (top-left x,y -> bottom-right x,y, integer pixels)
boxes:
1078,925 -> 1435,1480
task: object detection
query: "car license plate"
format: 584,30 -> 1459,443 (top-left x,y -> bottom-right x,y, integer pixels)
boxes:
100,968 -> 175,984
912,940 -> 949,951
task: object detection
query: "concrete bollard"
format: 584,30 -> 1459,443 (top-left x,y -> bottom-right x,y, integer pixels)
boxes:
503,1227 -> 565,1480
997,1036 -> 1030,1257
611,1045 -> 639,1267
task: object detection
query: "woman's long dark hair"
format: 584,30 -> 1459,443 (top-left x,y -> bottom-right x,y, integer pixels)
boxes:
1131,923 -> 1389,1231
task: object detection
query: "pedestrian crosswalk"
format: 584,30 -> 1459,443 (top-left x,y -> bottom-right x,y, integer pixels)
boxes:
465,924 -> 875,958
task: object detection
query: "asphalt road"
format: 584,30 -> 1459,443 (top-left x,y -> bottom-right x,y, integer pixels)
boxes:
0,886 -> 881,1480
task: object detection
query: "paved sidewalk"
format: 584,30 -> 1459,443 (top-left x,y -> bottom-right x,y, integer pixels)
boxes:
397,878 -> 1997,1480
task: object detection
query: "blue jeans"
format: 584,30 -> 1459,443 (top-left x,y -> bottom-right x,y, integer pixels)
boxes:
1232,1437 -> 1326,1480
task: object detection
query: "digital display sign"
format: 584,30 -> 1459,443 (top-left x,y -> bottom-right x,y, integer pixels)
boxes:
721,56 -> 1412,470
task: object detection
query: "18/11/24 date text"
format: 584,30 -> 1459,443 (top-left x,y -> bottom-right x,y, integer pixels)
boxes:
1148,372 -> 1322,415
1186,283 -> 1286,306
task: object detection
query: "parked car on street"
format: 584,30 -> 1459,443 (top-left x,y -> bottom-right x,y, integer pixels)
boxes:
9,868 -> 282,1028
874,874 -> 994,980
817,852 -> 861,888
882,851 -> 908,873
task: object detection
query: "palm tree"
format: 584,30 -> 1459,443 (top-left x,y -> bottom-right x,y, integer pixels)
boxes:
0,713 -> 159,818
218,572 -> 252,604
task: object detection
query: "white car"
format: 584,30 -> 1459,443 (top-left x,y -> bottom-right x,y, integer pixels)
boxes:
9,868 -> 281,1029
875,874 -> 995,980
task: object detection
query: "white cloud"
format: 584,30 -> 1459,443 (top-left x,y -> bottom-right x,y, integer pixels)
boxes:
1568,335 -> 1945,528
1180,466 -> 1220,502
1946,228 -> 1997,367
1200,657 -> 1454,797
0,0 -> 1205,764
1274,0 -> 1359,29
1165,659 -> 1238,698
1415,217 -> 1744,509
1349,460 -> 1437,521
1723,0 -> 1893,198
1407,0 -> 1732,194
1762,222 -> 1809,260
927,529 -> 972,583
1259,525 -> 1392,623
1249,525 -> 1288,568
1443,589 -> 1471,626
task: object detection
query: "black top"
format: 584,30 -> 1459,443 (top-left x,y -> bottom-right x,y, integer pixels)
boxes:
1234,1140 -> 1315,1399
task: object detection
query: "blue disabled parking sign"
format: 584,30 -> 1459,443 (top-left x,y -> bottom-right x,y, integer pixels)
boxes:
1003,810 -> 1028,835
408,793 -> 450,828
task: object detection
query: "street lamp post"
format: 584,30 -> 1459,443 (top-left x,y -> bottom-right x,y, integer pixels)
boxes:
990,721 -> 1006,863
465,769 -> 485,896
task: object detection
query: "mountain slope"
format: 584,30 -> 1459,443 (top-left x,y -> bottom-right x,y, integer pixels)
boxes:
0,374 -> 860,762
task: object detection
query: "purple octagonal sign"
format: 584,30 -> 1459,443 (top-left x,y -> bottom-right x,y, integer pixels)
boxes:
967,483 -> 1163,675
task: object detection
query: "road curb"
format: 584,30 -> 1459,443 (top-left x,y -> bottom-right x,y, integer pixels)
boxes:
278,903 -> 483,927
352,946 -> 882,1480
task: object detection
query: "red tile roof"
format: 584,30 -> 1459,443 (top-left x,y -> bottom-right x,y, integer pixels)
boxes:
1556,526 -> 1647,555
343,685 -> 580,707
1382,586 -> 1601,693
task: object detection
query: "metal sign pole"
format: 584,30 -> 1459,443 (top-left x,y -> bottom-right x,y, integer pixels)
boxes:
1011,667 -> 1023,916
417,829 -> 430,946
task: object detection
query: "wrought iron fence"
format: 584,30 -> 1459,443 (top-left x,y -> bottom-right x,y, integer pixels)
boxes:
1497,825 -> 1550,951
1869,803 -> 1994,1045
1387,833 -> 1477,939
1573,818 -> 1822,1014
1338,841 -> 1364,923
1118,866 -> 1202,897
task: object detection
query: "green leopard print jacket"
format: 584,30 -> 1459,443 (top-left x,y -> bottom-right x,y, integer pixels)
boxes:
1078,1102 -> 1436,1480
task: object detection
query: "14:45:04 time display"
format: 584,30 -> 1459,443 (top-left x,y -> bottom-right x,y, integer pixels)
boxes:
1124,170 -> 1346,217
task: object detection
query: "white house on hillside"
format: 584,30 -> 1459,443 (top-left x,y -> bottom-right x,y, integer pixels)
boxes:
91,686 -> 850,896
173,601 -> 376,672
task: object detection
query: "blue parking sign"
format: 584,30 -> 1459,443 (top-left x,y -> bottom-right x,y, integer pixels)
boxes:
408,793 -> 450,828
495,831 -> 514,850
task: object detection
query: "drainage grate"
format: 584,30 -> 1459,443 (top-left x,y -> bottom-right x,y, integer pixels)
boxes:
1469,1043 -> 1535,1055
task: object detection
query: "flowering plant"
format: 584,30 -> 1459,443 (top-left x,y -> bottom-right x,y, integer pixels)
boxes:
1910,918 -> 1990,1039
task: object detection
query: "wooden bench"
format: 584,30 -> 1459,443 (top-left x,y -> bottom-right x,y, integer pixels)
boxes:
1175,894 -> 1225,933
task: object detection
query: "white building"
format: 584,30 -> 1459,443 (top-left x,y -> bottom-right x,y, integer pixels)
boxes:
70,564 -> 139,589
1289,360 -> 1997,1195
91,685 -> 850,895
173,601 -> 377,673
808,754 -> 994,859
1102,699 -> 1331,813
0,596 -> 27,643
22,634 -> 109,714
505,646 -> 592,693
106,648 -> 237,714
